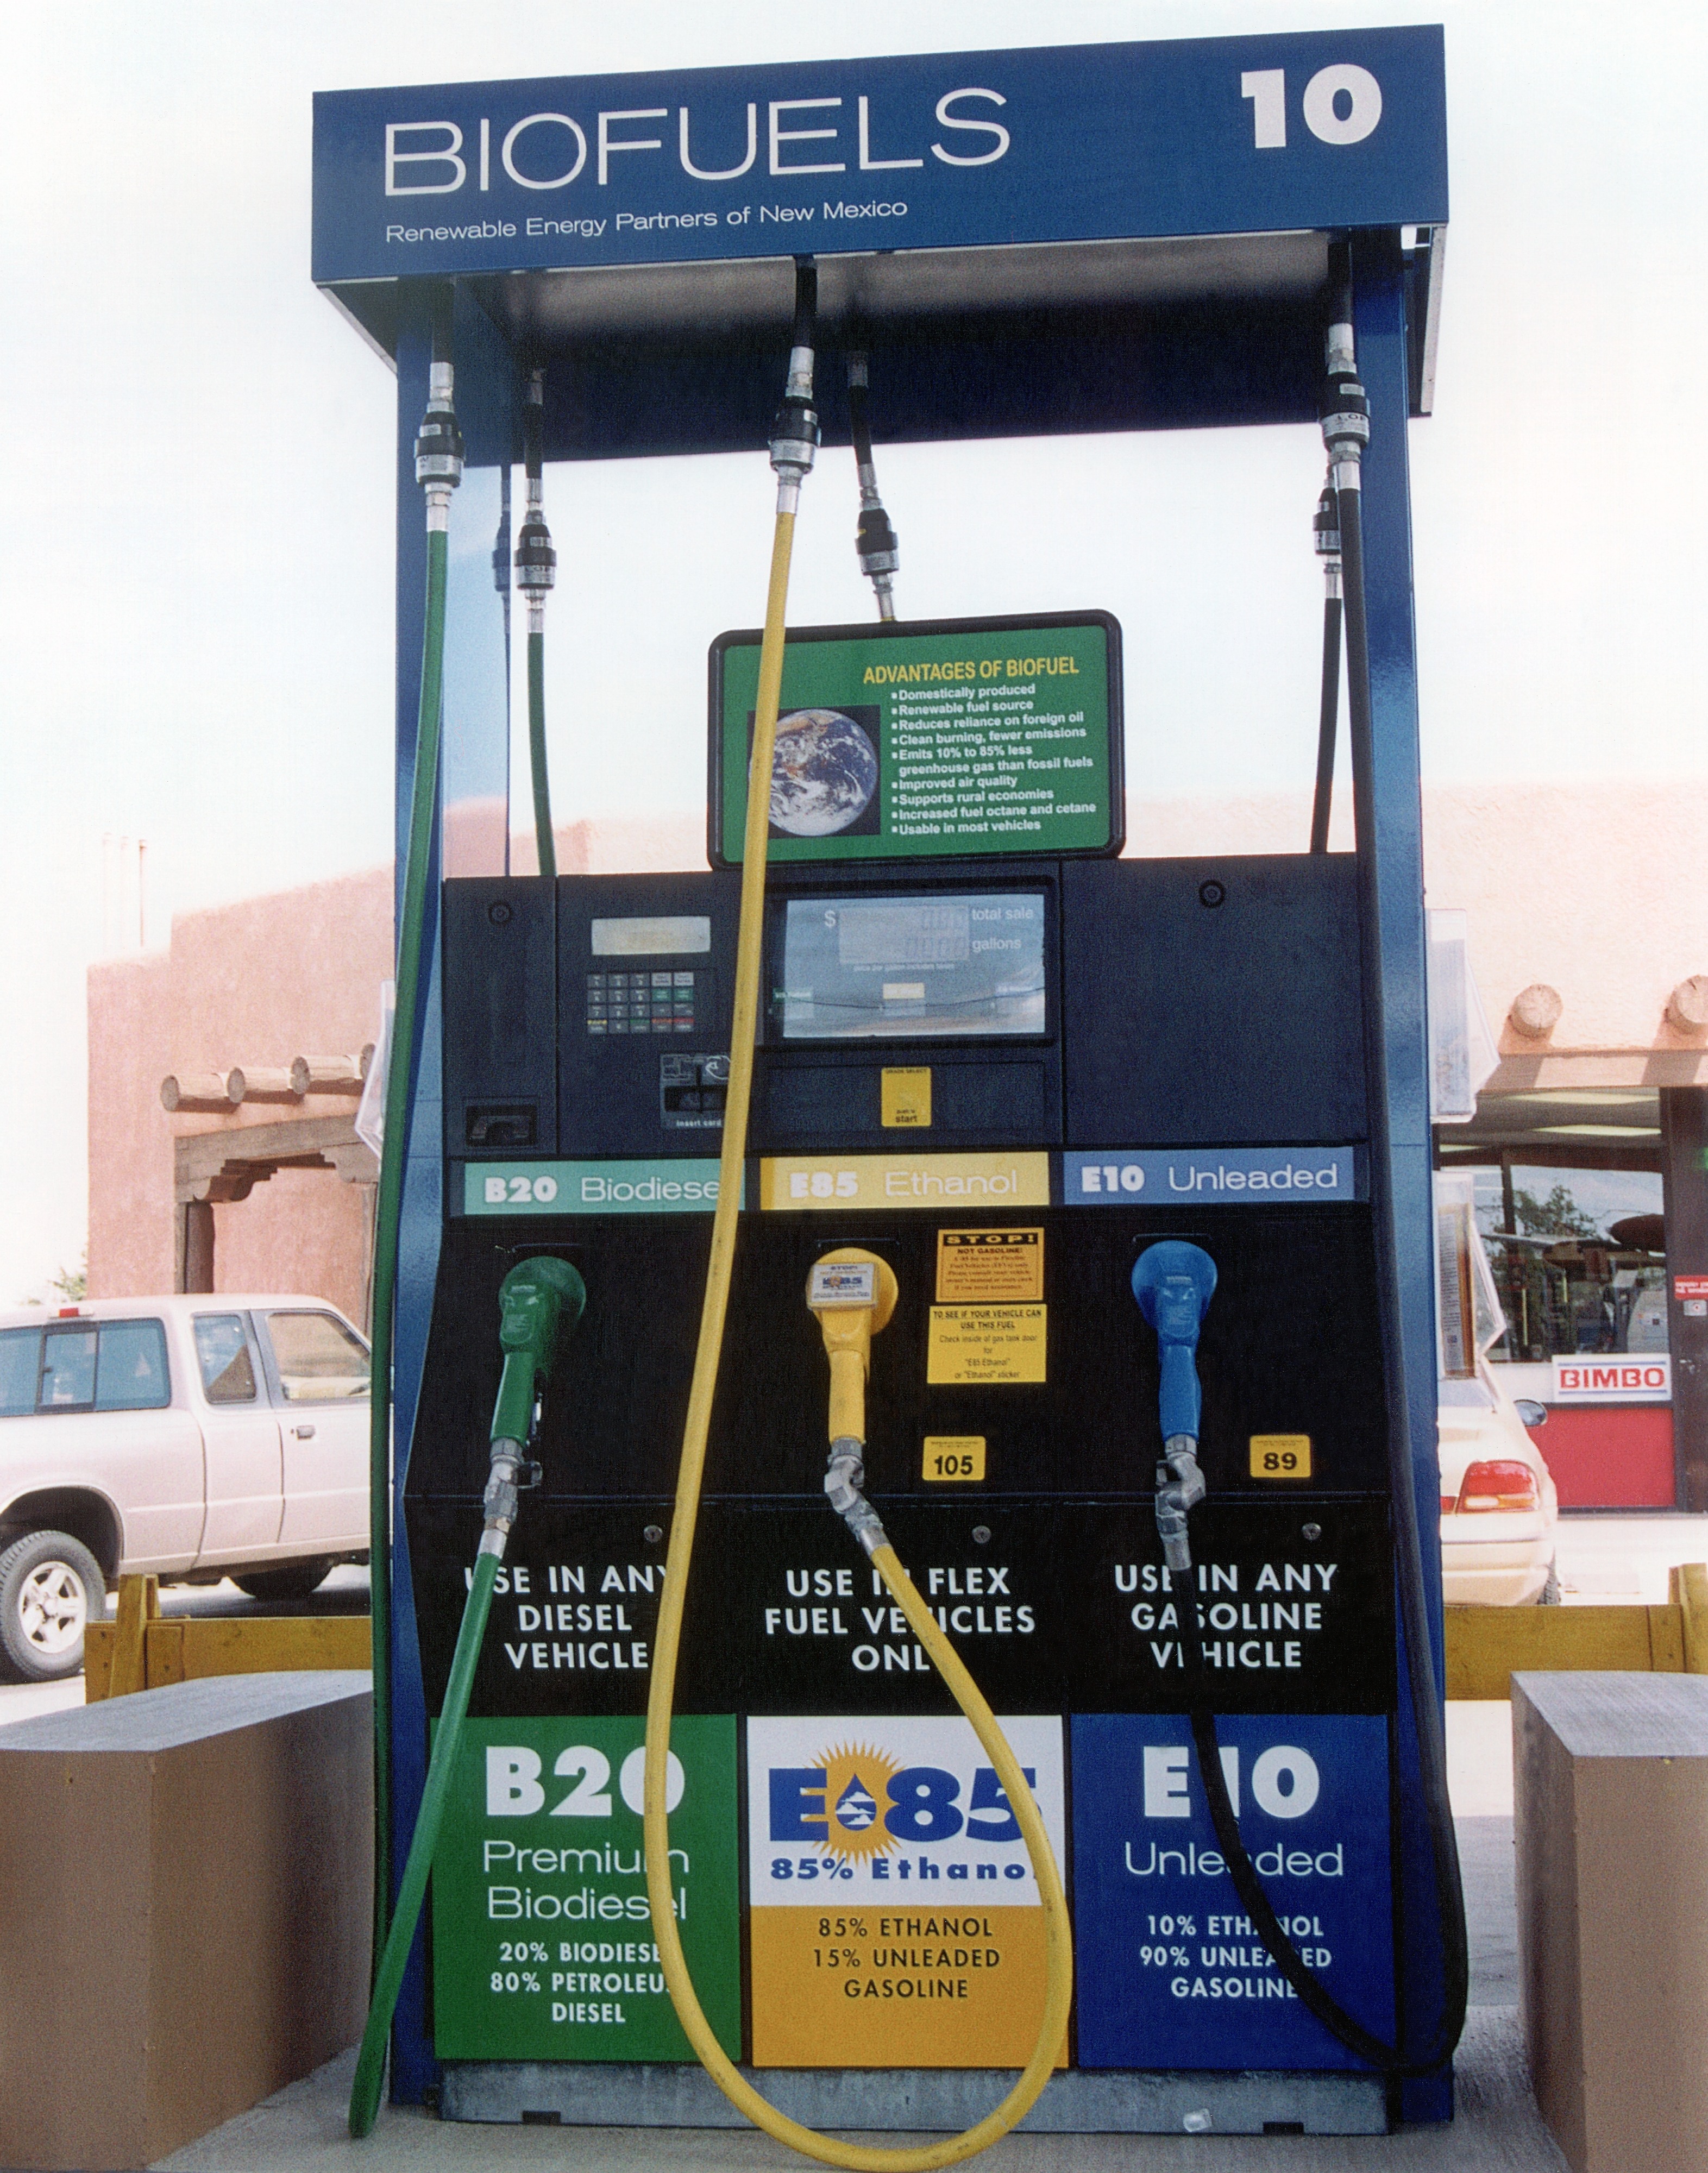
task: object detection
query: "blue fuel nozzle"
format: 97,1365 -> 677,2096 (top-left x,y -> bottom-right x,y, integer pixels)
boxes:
1132,1242 -> 1217,1574
1132,1242 -> 1217,1445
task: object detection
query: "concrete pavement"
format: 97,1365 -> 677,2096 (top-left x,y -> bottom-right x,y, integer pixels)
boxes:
154,1815 -> 1560,2172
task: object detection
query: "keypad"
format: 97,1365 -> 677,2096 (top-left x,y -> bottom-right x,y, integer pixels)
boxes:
586,969 -> 697,1035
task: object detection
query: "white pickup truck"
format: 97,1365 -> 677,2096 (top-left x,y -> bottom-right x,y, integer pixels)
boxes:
0,1295 -> 371,1681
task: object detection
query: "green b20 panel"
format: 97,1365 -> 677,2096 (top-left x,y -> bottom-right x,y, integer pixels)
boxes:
711,613 -> 1122,865
431,1714 -> 740,2062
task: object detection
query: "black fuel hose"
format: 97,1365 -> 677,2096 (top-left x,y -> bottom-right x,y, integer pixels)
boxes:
1177,260 -> 1468,2080
1308,476 -> 1342,856
846,347 -> 899,619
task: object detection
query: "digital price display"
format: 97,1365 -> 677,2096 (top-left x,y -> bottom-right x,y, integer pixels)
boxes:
779,893 -> 1046,1040
710,612 -> 1122,865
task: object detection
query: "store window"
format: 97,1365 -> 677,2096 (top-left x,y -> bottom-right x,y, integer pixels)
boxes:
1467,1164 -> 1666,1362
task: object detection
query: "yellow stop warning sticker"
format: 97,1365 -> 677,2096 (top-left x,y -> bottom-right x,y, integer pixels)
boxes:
935,1228 -> 1043,1302
927,1306 -> 1046,1385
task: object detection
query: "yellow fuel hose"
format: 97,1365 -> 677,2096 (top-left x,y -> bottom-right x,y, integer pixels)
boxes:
642,499 -> 1073,2167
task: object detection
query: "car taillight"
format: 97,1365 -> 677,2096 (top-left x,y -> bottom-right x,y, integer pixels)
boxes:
1454,1460 -> 1540,1514
1440,1496 -> 1457,1518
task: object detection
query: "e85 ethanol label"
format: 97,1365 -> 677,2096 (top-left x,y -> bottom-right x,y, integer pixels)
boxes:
746,1713 -> 1067,2070
430,1716 -> 740,2063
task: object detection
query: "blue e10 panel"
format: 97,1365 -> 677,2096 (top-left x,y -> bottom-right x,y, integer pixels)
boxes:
312,27 -> 1445,285
1070,1713 -> 1394,2072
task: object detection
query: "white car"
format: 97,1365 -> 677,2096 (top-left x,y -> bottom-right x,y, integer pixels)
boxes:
0,1294 -> 370,1681
1438,1368 -> 1558,1606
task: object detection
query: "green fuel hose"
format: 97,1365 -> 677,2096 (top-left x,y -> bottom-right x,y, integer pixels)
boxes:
351,1255 -> 586,2137
517,367 -> 557,879
367,516 -> 449,1979
365,335 -> 464,2071
526,629 -> 555,879
351,1544 -> 497,2134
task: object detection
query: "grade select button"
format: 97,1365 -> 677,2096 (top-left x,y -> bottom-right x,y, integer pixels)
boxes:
1063,1148 -> 1361,1203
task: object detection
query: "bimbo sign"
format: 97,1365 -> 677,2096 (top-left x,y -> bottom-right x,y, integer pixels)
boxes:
1552,1355 -> 1672,1404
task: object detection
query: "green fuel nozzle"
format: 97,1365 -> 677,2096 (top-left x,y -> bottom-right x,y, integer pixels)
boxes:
483,1257 -> 586,1550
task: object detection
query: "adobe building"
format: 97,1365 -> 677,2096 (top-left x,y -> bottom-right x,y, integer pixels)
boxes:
87,783 -> 1708,1510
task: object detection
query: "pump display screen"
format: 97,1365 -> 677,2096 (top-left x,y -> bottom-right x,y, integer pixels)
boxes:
780,893 -> 1046,1039
709,612 -> 1122,865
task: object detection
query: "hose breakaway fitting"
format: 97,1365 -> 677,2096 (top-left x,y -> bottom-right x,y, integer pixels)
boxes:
480,1436 -> 542,1556
415,359 -> 465,531
847,353 -> 899,620
1313,474 -> 1342,601
1153,1436 -> 1206,1574
514,368 -> 556,635
1320,317 -> 1370,494
825,1435 -> 890,1558
769,259 -> 820,513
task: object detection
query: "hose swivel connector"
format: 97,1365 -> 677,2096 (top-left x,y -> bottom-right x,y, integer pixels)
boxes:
416,361 -> 465,529
769,259 -> 820,511
514,513 -> 556,627
1154,1436 -> 1207,1574
480,1439 -> 537,1555
856,505 -> 899,604
769,387 -> 820,496
516,368 -> 556,631
1320,321 -> 1370,493
825,1436 -> 890,1558
1313,477 -> 1342,601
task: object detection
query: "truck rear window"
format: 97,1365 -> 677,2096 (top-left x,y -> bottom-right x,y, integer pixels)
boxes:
96,1320 -> 171,1410
0,1321 -> 171,1414
0,1329 -> 36,1416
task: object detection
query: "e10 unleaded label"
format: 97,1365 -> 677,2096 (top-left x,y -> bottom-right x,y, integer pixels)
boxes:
746,1714 -> 1066,2069
1069,1713 -> 1393,2072
430,1716 -> 740,2062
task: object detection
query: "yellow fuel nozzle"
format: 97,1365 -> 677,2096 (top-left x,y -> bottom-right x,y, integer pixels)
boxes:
806,1246 -> 897,1446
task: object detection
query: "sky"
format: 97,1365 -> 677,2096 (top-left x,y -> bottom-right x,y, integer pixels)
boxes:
1,0 -> 1704,1299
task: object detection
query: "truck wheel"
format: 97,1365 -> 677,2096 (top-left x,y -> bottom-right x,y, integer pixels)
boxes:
0,1531 -> 106,1683
1537,1559 -> 1562,1605
233,1562 -> 333,1602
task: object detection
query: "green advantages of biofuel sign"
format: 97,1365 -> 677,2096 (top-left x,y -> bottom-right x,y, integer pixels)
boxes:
710,613 -> 1123,865
431,1716 -> 740,2063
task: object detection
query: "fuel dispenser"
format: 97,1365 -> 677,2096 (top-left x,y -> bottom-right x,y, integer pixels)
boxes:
312,22 -> 1457,2146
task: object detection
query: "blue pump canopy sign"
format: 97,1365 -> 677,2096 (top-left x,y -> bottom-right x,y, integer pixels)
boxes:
312,27 -> 1446,285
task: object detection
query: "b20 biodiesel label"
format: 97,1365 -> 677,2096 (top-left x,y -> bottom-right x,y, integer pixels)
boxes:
430,1716 -> 740,2062
461,1159 -> 739,1215
746,1714 -> 1067,2069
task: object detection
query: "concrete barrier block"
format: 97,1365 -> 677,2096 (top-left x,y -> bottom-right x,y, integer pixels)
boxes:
0,1670 -> 372,2170
1514,1670 -> 1708,2173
